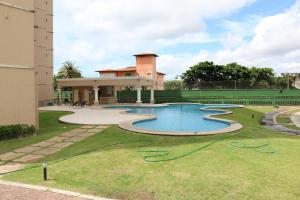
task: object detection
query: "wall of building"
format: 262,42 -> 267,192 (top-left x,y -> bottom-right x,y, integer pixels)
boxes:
156,73 -> 165,90
0,68 -> 37,126
34,0 -> 54,106
0,0 -> 38,126
116,71 -> 136,77
136,55 -> 157,80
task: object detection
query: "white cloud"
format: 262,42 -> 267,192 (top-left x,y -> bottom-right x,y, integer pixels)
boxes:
165,0 -> 300,77
63,0 -> 255,39
54,0 -> 256,76
54,0 -> 300,79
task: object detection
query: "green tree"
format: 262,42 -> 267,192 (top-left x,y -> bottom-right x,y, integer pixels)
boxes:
57,61 -> 82,79
53,75 -> 58,90
164,80 -> 185,90
182,61 -> 276,89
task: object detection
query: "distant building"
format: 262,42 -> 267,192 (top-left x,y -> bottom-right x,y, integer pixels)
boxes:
0,0 -> 53,127
57,54 -> 165,105
97,54 -> 165,90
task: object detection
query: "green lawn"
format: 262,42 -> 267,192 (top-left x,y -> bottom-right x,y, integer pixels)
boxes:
0,112 -> 81,154
245,106 -> 276,114
2,108 -> 300,200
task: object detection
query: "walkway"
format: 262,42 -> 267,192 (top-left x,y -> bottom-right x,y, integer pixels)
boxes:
0,125 -> 109,174
0,180 -> 114,200
263,110 -> 300,135
291,111 -> 300,128
39,105 -> 152,125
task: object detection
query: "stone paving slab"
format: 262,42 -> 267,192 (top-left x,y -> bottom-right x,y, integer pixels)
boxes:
60,132 -> 82,138
0,152 -> 25,161
77,132 -> 97,138
0,125 -> 109,168
32,147 -> 61,156
69,129 -> 87,133
31,141 -> 56,148
51,142 -> 73,149
86,129 -> 103,133
0,164 -> 24,174
46,136 -> 68,142
14,154 -> 45,163
65,136 -> 86,143
95,125 -> 110,129
14,146 -> 42,154
81,125 -> 96,129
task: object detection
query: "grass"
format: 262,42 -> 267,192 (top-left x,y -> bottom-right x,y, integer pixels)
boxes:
2,108 -> 300,200
245,106 -> 276,114
0,112 -> 80,154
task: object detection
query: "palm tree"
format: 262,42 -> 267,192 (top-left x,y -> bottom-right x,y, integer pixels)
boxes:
57,61 -> 82,79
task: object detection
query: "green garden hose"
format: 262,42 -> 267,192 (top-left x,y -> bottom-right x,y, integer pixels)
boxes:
0,124 -> 276,175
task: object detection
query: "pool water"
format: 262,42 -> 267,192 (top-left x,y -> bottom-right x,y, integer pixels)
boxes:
110,104 -> 240,132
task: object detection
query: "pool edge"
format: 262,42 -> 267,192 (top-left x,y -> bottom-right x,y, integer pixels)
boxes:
118,103 -> 244,136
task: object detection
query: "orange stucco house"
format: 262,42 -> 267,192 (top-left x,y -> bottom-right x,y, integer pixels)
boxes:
57,53 -> 165,105
96,53 -> 165,90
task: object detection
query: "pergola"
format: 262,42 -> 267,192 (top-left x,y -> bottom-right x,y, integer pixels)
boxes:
57,77 -> 156,105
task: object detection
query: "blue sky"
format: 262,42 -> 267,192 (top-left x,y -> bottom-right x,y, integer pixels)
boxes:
54,0 -> 300,79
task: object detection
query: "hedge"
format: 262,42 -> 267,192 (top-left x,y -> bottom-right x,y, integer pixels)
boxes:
0,124 -> 35,141
117,89 -> 300,105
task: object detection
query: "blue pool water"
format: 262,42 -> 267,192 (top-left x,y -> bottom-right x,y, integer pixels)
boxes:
109,104 -> 241,133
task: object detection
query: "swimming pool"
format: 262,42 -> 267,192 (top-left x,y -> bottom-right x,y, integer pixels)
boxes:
110,104 -> 243,136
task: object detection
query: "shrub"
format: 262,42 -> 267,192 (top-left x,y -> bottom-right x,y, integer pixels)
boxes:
0,124 -> 35,141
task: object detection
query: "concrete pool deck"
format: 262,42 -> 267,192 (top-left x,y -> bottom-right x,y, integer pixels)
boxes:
39,105 -> 156,125
39,104 -> 243,136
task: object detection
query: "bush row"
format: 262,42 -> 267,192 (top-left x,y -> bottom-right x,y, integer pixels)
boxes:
0,124 -> 35,141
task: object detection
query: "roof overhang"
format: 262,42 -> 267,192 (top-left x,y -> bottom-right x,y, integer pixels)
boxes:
57,77 -> 155,88
133,53 -> 159,57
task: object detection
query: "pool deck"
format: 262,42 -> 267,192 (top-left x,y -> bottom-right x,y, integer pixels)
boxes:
40,104 -> 243,136
39,105 -> 156,125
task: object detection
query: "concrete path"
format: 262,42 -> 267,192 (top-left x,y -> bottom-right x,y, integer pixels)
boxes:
291,111 -> 300,128
0,180 -> 114,200
263,110 -> 300,135
0,125 -> 109,174
39,105 -> 149,125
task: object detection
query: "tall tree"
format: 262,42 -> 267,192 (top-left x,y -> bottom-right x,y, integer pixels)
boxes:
164,80 -> 185,90
182,61 -> 276,89
57,61 -> 82,79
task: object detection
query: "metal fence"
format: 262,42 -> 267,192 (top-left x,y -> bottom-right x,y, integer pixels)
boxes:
117,89 -> 300,105
183,79 -> 296,90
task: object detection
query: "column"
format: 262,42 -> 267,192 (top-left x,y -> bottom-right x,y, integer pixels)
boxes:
136,87 -> 142,104
57,88 -> 62,105
150,88 -> 155,104
94,87 -> 99,105
114,87 -> 118,104
73,89 -> 79,103
84,89 -> 89,103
